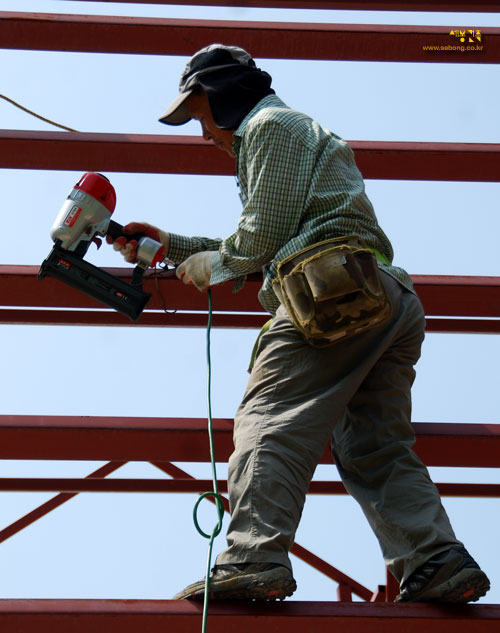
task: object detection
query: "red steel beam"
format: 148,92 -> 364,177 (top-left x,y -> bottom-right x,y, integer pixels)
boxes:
0,13 -> 499,64
1,265 -> 263,312
0,309 -> 271,329
59,0 -> 500,11
424,319 -> 500,335
1,131 -> 499,182
1,478 -> 499,497
0,600 -> 499,633
1,268 -> 500,317
0,309 -> 499,333
414,275 -> 500,319
0,416 -> 499,467
0,461 -> 125,544
0,131 -> 234,177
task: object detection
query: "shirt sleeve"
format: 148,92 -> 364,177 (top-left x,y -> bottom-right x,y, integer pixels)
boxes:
210,117 -> 315,286
166,232 -> 222,265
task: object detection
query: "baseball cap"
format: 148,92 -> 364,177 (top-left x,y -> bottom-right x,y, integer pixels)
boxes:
159,44 -> 255,126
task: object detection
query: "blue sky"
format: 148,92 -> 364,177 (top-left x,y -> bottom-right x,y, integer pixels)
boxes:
0,0 -> 499,603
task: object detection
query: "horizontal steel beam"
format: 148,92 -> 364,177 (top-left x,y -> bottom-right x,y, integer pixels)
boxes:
412,275 -> 500,319
59,0 -> 500,12
1,478 -> 499,497
0,131 -> 234,176
1,131 -> 499,182
0,309 -> 270,329
1,309 -> 498,333
0,417 -> 499,467
424,319 -> 500,335
0,600 -> 499,633
1,13 -> 499,63
3,267 -> 500,316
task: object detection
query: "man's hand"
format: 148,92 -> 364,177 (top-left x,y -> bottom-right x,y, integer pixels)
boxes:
106,222 -> 170,264
176,251 -> 213,291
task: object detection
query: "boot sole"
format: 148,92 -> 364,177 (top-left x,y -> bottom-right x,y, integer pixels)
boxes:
396,568 -> 490,603
175,568 -> 297,601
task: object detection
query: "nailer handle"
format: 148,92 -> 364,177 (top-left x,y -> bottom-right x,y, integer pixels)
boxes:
106,219 -> 145,244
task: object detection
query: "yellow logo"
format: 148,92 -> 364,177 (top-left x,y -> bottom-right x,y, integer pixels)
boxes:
422,28 -> 484,53
449,29 -> 482,44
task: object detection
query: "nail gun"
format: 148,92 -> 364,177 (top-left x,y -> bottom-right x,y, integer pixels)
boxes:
38,172 -> 165,322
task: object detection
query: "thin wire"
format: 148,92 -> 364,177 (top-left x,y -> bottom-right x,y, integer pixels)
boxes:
151,268 -> 178,314
0,93 -> 79,132
1,91 -> 183,320
3,90 -> 223,626
192,289 -> 224,633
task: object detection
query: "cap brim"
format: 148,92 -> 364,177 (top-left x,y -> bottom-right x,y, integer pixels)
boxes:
158,90 -> 193,126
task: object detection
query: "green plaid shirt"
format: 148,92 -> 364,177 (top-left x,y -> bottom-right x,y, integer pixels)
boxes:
168,95 -> 413,314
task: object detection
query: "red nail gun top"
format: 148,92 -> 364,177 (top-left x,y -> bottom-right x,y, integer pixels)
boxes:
74,172 -> 116,213
50,172 -> 116,252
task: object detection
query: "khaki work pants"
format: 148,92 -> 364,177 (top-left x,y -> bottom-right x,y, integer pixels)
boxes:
216,272 -> 460,584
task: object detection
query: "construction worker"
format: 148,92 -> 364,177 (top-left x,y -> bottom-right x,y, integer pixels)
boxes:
110,44 -> 490,603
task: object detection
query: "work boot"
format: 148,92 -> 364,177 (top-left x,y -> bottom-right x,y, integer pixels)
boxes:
395,545 -> 490,603
173,562 -> 297,601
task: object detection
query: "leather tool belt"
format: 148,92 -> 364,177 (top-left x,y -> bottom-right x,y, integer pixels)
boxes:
272,236 -> 392,347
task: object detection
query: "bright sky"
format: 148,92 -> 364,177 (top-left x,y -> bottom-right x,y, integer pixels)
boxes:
0,0 -> 499,605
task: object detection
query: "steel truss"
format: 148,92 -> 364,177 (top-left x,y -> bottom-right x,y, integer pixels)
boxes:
0,1 -> 499,630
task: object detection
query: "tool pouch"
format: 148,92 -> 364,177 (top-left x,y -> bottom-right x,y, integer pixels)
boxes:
272,236 -> 391,347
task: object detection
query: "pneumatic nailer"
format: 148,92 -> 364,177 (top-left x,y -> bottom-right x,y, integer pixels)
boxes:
38,172 -> 165,322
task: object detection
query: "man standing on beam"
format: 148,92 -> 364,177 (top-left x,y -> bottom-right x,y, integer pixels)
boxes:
110,44 -> 490,604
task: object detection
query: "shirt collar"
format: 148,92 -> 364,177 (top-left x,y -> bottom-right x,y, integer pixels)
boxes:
232,94 -> 287,153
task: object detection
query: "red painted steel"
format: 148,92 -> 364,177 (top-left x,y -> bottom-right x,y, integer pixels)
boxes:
413,275 -> 500,318
291,542 -> 382,601
0,416 -> 499,467
0,600 -> 499,632
1,267 -> 500,317
60,0 -> 500,11
1,309 -> 499,333
0,265 -> 263,312
3,457 -> 343,607
385,570 -> 400,602
1,13 -> 499,64
1,478 -> 499,497
0,463 -> 165,565
0,131 -> 234,176
0,462 -> 125,544
0,309 -> 271,329
424,319 -> 500,334
1,131 -> 500,182
337,583 -> 353,601
0,456 -> 493,610
370,585 -> 387,602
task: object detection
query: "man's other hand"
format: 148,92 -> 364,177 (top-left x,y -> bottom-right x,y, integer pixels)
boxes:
176,251 -> 213,291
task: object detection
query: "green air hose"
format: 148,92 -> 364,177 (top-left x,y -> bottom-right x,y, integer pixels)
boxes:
192,289 -> 225,633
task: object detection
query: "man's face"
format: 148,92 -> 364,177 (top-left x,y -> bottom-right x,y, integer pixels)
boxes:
186,91 -> 235,157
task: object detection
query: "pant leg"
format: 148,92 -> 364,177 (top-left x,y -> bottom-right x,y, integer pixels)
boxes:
331,281 -> 460,584
216,272 -> 458,575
